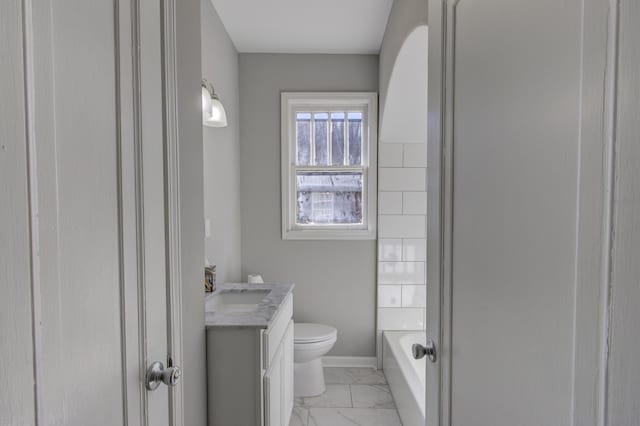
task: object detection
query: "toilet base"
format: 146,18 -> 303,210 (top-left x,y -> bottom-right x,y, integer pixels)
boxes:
294,358 -> 325,397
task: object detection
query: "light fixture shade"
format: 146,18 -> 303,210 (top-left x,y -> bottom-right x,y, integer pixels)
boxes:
202,86 -> 213,122
202,79 -> 228,128
205,97 -> 228,128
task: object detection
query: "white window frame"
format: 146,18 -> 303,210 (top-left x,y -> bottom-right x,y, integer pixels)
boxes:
281,92 -> 378,240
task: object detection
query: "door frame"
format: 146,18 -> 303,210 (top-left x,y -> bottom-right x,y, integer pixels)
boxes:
425,0 -> 620,425
21,0 -> 185,424
425,1 -> 449,425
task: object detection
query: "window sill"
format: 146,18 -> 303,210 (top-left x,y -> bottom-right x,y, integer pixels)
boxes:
282,228 -> 376,241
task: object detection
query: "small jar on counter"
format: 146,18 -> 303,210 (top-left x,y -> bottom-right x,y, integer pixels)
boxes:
204,265 -> 216,293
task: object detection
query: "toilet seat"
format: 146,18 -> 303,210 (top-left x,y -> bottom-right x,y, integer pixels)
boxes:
294,323 -> 337,344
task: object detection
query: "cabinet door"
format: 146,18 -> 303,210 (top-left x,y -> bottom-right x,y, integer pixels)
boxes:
264,345 -> 283,426
281,321 -> 294,425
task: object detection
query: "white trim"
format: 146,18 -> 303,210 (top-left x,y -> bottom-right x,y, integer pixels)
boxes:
322,356 -> 378,369
281,92 -> 378,240
128,0 -> 153,422
114,0 -> 146,422
426,1 -> 449,425
160,0 -> 184,424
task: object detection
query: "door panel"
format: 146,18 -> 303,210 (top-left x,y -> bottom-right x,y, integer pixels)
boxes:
14,0 -> 173,424
451,1 -> 579,424
38,0 -> 126,423
427,0 -> 613,425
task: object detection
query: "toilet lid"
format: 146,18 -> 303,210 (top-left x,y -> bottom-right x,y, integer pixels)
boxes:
294,323 -> 337,343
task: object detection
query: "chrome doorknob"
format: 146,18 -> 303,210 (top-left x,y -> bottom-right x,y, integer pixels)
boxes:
145,361 -> 182,391
412,338 -> 437,362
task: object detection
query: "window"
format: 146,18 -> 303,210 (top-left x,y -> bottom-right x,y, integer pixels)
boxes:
281,93 -> 377,240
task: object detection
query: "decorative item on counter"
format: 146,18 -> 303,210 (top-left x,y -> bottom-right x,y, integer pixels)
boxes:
205,265 -> 217,293
247,274 -> 264,284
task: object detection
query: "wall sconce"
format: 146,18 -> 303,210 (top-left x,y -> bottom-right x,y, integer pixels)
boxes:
201,79 -> 228,128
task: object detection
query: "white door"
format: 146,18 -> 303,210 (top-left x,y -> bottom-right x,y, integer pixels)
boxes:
1,0 -> 184,425
426,0 -> 619,425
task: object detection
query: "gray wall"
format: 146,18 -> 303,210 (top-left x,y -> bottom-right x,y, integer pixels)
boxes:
239,54 -> 379,356
178,0 -> 206,425
201,0 -> 242,284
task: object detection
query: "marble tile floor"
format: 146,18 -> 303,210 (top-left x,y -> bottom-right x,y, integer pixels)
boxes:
290,367 -> 402,426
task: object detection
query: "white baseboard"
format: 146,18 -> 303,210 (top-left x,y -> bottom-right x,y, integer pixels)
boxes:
322,356 -> 378,369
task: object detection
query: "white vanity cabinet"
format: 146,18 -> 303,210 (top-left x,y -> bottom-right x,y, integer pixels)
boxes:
206,291 -> 294,426
264,320 -> 294,426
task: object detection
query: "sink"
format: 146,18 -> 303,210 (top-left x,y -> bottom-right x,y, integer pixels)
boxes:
207,289 -> 270,313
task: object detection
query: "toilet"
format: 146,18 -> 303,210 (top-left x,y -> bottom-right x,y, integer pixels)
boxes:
293,323 -> 337,397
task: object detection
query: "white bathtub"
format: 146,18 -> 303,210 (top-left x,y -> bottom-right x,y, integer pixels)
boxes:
383,331 -> 426,426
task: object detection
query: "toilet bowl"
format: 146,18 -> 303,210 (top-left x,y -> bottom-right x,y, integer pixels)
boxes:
294,323 -> 337,397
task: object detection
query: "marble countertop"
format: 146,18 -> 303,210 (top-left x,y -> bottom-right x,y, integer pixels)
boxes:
205,282 -> 294,328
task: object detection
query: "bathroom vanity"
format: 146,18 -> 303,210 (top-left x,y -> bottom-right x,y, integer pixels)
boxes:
205,283 -> 294,426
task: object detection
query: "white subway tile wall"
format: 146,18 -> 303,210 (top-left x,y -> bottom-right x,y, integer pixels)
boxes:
402,191 -> 427,215
402,238 -> 426,262
378,192 -> 403,215
377,143 -> 428,342
378,308 -> 425,330
378,262 -> 425,285
378,239 -> 403,261
402,143 -> 428,167
378,285 -> 402,308
379,144 -> 403,167
379,167 -> 426,191
401,285 -> 427,308
379,215 -> 425,238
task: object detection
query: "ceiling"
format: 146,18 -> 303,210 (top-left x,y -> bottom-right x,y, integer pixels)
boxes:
210,0 -> 394,54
